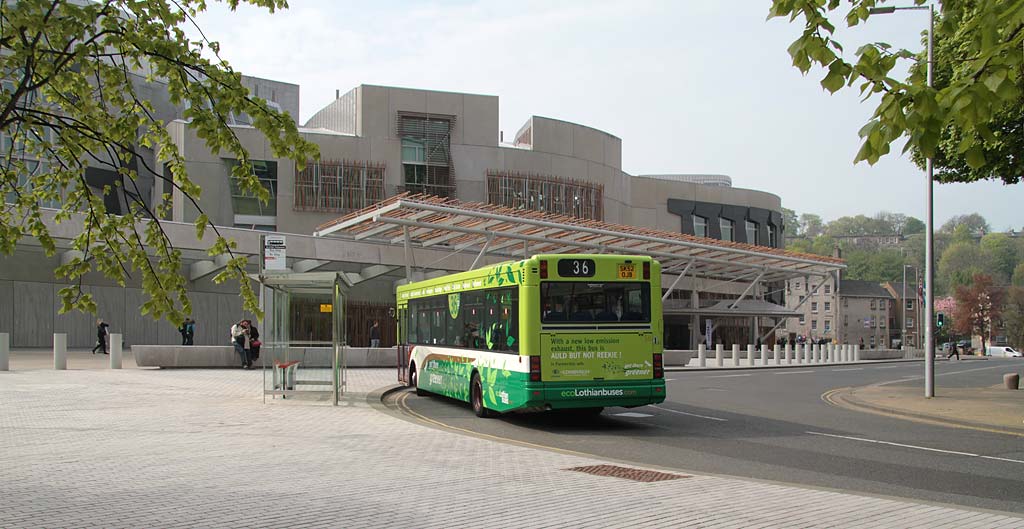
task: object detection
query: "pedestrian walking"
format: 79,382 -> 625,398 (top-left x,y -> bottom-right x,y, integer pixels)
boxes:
946,342 -> 960,360
92,319 -> 110,354
178,320 -> 189,345
231,320 -> 251,369
185,318 -> 195,345
370,320 -> 381,348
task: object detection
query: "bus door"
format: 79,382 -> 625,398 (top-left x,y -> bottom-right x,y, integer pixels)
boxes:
396,307 -> 409,384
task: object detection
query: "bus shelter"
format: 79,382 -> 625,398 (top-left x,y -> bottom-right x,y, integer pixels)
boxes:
313,193 -> 846,350
258,271 -> 352,404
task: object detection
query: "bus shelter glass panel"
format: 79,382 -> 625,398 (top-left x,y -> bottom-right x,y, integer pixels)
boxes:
259,272 -> 347,405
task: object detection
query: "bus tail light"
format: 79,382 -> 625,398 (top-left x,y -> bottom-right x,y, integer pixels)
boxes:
539,260 -> 548,279
643,261 -> 650,280
653,353 -> 663,379
530,356 -> 541,381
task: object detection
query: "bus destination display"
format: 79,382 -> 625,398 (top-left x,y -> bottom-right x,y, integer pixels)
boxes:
557,258 -> 596,278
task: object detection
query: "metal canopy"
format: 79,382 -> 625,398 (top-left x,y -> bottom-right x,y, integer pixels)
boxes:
314,194 -> 845,282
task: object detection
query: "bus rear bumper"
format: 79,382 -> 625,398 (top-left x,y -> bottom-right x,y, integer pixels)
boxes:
524,381 -> 666,410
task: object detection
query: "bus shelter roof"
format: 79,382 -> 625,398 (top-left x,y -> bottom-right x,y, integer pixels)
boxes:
314,194 -> 844,283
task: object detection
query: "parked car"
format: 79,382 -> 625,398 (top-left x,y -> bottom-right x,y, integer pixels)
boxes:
986,346 -> 1022,358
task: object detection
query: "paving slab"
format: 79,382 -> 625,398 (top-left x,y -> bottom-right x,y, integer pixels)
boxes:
1,362 -> 1022,528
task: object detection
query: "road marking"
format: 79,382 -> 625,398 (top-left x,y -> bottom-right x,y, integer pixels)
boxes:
614,412 -> 653,418
707,373 -> 752,378
875,366 -> 902,369
775,370 -> 814,375
806,431 -> 1024,465
832,368 -> 863,372
652,405 -> 728,422
665,378 -> 676,382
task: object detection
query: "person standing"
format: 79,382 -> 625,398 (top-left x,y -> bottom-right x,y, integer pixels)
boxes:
92,319 -> 110,354
178,320 -> 189,345
231,320 -> 250,369
245,320 -> 260,362
185,318 -> 195,346
369,320 -> 381,348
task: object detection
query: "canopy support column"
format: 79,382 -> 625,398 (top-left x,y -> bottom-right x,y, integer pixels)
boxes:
662,261 -> 694,301
730,270 -> 766,309
470,233 -> 495,270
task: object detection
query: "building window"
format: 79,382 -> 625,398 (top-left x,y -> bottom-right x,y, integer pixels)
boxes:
767,224 -> 777,248
227,159 -> 278,229
745,220 -> 759,245
906,300 -> 914,310
824,320 -> 831,332
398,112 -> 454,198
693,215 -> 708,238
907,318 -> 914,328
824,302 -> 831,312
811,320 -> 818,330
799,315 -> 805,324
486,170 -> 603,220
811,302 -> 818,313
294,160 -> 385,213
844,315 -> 848,326
870,299 -> 876,310
843,297 -> 848,307
794,281 -> 801,291
720,219 -> 734,242
799,295 -> 805,303
824,284 -> 831,294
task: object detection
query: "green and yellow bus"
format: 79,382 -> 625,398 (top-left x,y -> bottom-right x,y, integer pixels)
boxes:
397,254 -> 665,417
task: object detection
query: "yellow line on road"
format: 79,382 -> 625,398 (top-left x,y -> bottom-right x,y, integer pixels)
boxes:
392,391 -> 603,459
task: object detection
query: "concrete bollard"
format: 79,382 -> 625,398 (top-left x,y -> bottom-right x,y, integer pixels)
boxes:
716,344 -> 724,367
109,333 -> 122,369
796,344 -> 803,364
805,344 -> 812,364
0,332 -> 8,371
53,333 -> 67,370
854,344 -> 860,362
760,344 -> 768,366
785,344 -> 792,364
731,344 -> 739,367
698,344 -> 707,368
773,344 -> 781,365
747,345 -> 755,366
846,344 -> 852,362
1004,373 -> 1019,390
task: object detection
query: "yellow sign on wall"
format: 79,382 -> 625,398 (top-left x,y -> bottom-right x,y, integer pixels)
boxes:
320,304 -> 333,313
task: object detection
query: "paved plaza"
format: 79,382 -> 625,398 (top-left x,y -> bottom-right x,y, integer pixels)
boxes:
2,351 -> 1023,528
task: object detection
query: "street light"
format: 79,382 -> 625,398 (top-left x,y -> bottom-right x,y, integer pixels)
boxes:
868,4 -> 936,397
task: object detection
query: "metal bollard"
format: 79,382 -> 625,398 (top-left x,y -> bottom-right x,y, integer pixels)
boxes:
698,344 -> 707,368
0,332 -> 8,371
53,333 -> 67,370
760,344 -> 768,366
109,333 -> 122,369
716,344 -> 724,368
747,345 -> 755,366
732,344 -> 739,367
773,344 -> 780,365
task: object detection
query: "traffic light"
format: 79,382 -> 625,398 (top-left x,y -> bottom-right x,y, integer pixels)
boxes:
936,312 -> 945,328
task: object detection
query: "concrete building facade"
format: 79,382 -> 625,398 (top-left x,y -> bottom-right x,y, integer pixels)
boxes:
2,80 -> 797,348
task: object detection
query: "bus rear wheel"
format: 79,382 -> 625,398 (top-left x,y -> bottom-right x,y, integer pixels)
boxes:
470,373 -> 495,418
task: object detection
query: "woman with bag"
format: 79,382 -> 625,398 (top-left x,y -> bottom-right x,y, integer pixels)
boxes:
245,320 -> 261,363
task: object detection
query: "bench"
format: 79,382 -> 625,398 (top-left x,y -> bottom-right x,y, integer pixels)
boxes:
273,360 -> 301,396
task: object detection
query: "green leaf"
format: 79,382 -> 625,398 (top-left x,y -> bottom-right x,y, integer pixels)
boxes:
965,146 -> 986,169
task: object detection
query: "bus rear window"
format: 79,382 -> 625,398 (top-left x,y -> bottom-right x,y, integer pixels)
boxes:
541,282 -> 650,323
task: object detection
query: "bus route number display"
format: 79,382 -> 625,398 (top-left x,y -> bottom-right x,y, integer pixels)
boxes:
558,258 -> 596,278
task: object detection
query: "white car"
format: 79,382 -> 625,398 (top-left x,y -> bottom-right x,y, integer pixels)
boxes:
986,346 -> 1022,357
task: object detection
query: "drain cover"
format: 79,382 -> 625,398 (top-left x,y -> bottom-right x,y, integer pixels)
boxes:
565,464 -> 689,482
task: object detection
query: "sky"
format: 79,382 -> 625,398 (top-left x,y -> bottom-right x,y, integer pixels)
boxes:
191,0 -> 1023,231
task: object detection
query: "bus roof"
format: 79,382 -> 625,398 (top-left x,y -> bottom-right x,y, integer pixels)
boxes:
396,254 -> 654,300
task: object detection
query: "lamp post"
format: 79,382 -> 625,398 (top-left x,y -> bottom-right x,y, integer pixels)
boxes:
869,3 -> 935,397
